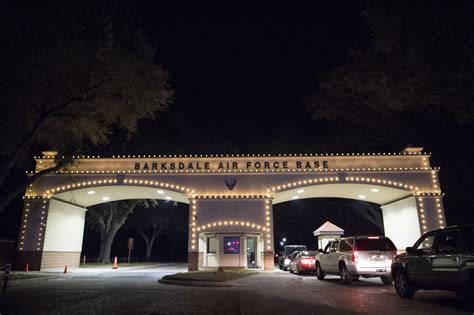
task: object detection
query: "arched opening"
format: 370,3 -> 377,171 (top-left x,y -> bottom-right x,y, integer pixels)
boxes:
272,183 -> 420,252
40,185 -> 189,268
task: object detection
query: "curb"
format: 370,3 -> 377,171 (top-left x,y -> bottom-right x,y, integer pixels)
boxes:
158,279 -> 232,287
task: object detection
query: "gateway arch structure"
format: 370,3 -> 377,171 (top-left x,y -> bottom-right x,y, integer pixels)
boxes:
16,148 -> 445,271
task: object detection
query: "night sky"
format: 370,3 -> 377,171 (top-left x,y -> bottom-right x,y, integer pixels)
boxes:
2,1 -> 471,259
131,2 -> 366,151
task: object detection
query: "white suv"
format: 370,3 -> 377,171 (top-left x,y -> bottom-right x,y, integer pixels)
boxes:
315,236 -> 398,284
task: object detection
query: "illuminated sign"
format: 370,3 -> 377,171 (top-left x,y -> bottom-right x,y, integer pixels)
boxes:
224,237 -> 240,254
134,160 -> 329,171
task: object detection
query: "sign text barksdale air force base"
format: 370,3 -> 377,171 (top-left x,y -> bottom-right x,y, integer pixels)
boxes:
134,160 -> 329,171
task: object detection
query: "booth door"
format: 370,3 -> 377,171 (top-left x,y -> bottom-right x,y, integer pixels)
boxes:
247,237 -> 257,268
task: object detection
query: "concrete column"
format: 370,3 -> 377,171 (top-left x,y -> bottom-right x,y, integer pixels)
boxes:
414,194 -> 446,234
14,198 -> 50,270
41,199 -> 87,269
381,196 -> 420,249
188,198 -> 198,271
263,198 -> 274,271
188,252 -> 199,271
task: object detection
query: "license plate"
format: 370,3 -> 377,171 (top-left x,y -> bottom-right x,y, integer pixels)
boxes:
371,256 -> 386,262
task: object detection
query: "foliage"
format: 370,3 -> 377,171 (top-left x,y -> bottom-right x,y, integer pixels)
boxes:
130,201 -> 170,261
126,200 -> 188,261
0,0 -> 172,212
304,0 -> 474,215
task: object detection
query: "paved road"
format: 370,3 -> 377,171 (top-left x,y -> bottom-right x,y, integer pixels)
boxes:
0,263 -> 473,314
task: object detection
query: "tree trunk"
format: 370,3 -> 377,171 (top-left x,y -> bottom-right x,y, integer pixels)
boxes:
98,225 -> 120,263
145,243 -> 152,262
91,200 -> 139,263
142,233 -> 157,262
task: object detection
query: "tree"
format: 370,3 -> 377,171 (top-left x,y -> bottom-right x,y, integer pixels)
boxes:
133,204 -> 170,261
87,199 -> 140,263
304,1 -> 474,218
126,200 -> 188,261
0,0 -> 173,214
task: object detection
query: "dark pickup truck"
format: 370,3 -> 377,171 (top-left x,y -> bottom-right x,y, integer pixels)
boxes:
391,224 -> 474,299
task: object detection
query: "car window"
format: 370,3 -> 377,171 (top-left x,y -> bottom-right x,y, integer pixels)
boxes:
415,234 -> 435,252
339,239 -> 353,251
323,243 -> 332,253
289,251 -> 299,259
355,238 -> 396,251
285,246 -> 307,255
435,230 -> 459,254
330,241 -> 338,252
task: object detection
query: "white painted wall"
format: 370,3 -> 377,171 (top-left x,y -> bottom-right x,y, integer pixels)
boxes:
43,199 -> 87,252
197,199 -> 266,225
381,196 -> 420,249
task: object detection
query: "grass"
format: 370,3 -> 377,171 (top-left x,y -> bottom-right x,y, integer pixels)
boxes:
162,269 -> 258,282
5,272 -> 57,281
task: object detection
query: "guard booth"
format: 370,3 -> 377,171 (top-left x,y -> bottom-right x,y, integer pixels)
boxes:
313,221 -> 344,250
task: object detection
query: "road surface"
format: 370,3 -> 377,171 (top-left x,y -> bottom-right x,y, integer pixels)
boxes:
0,263 -> 472,314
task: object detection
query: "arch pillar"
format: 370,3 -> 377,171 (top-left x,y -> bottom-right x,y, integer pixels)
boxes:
187,198 -> 199,271
381,194 -> 446,249
263,198 -> 275,270
40,199 -> 87,269
414,194 -> 446,234
14,198 -> 49,270
381,196 -> 420,249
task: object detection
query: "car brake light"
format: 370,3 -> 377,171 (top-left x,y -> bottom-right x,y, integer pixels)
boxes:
352,250 -> 359,263
368,236 -> 380,239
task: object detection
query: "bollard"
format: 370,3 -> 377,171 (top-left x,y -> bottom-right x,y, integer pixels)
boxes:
2,263 -> 11,294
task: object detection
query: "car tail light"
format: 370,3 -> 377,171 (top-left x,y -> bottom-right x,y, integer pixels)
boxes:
352,250 -> 359,263
368,236 -> 380,239
301,258 -> 314,265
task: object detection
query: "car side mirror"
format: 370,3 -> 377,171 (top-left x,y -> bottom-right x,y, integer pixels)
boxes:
405,246 -> 414,254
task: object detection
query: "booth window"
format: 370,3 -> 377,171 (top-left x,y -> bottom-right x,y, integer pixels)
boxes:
207,237 -> 217,254
223,237 -> 240,254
